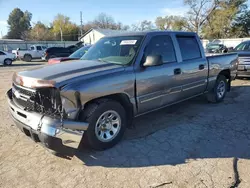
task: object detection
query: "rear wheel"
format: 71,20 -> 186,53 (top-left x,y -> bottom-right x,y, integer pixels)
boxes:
4,58 -> 12,66
79,99 -> 127,150
207,75 -> 227,103
24,54 -> 32,62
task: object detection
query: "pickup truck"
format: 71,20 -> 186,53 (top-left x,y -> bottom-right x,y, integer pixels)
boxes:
12,45 -> 47,62
231,40 -> 250,78
7,31 -> 238,153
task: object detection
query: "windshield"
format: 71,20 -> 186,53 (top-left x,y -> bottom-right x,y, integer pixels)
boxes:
81,36 -> 143,65
69,46 -> 91,58
234,42 -> 249,51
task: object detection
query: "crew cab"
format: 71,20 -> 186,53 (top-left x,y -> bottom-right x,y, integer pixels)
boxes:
13,45 -> 47,62
7,31 -> 238,153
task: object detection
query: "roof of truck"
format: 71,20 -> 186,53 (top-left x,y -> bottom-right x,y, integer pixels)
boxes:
103,30 -> 197,37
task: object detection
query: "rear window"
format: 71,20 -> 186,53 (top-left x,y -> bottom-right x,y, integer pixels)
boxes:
177,36 -> 201,61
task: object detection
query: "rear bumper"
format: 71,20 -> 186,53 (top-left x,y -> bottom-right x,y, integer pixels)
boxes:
7,89 -> 88,153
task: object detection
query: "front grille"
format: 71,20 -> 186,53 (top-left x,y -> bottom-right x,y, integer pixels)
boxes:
12,83 -> 62,117
12,83 -> 35,96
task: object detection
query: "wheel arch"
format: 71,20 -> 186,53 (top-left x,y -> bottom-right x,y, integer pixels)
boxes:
82,93 -> 134,127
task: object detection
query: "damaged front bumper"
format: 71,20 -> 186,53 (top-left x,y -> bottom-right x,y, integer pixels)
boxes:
7,89 -> 88,153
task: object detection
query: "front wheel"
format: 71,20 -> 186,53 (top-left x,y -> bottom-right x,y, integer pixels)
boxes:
207,75 -> 228,103
80,100 -> 127,150
4,59 -> 12,66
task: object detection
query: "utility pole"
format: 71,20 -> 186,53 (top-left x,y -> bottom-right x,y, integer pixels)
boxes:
80,11 -> 83,38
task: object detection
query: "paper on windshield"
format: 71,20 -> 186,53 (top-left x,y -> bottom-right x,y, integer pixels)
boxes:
120,40 -> 137,45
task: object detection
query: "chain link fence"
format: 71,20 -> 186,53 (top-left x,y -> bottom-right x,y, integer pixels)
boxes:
0,40 -> 77,52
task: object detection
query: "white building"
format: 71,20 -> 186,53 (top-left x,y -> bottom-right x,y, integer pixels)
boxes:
80,28 -> 127,45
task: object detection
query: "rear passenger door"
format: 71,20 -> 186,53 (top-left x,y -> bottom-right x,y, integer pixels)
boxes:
136,34 -> 183,114
175,35 -> 208,99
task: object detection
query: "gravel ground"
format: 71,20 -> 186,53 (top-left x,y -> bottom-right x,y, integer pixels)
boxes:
0,61 -> 250,188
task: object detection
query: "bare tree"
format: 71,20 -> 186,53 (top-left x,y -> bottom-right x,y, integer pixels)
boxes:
132,20 -> 153,31
93,13 -> 116,29
184,0 -> 219,33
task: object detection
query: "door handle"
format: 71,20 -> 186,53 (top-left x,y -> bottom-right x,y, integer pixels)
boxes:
174,68 -> 181,75
199,64 -> 205,70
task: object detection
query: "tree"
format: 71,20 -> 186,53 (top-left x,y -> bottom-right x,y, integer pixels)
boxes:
28,21 -> 54,41
184,0 -> 219,33
93,13 -> 116,29
202,0 -> 248,38
52,14 -> 80,41
6,8 -> 32,39
232,10 -> 250,37
132,20 -> 153,31
155,16 -> 188,31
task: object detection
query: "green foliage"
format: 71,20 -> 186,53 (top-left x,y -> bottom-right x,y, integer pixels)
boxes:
28,21 -> 54,41
155,16 -> 188,31
7,8 -> 32,39
202,0 -> 248,38
52,14 -> 79,41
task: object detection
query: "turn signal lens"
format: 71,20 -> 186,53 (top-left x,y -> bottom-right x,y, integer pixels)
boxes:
12,72 -> 55,88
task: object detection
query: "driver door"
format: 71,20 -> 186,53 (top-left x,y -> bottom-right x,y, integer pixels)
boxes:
135,34 -> 183,114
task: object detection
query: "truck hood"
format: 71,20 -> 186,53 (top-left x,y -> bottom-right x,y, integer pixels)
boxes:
17,60 -> 125,87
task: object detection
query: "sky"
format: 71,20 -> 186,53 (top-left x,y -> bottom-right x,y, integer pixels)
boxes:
0,0 -> 189,38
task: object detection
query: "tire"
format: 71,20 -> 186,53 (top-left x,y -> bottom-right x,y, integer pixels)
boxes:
24,54 -> 32,62
207,75 -> 227,103
79,99 -> 127,150
3,58 -> 12,66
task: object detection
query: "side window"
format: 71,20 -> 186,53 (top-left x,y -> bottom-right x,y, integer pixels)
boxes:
177,36 -> 201,61
0,51 -> 6,55
36,46 -> 42,51
145,35 -> 176,63
30,46 -> 35,50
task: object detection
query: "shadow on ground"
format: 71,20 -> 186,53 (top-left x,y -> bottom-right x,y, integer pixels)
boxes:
70,83 -> 250,168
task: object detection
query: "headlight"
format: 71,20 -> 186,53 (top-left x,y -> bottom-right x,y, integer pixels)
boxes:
61,96 -> 79,119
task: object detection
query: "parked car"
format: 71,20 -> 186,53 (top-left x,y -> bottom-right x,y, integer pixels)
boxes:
0,50 -> 16,65
7,31 -> 238,154
12,45 -> 47,62
48,45 -> 91,64
205,43 -> 228,54
42,43 -> 84,61
231,41 -> 250,78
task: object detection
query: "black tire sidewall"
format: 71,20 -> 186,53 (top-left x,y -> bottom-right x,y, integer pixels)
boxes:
84,101 -> 127,150
4,59 -> 12,65
214,75 -> 227,102
24,55 -> 32,62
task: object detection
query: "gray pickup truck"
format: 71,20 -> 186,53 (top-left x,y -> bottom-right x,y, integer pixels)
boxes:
7,31 -> 238,153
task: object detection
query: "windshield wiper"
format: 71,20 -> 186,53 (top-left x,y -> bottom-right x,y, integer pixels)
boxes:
97,58 -> 112,64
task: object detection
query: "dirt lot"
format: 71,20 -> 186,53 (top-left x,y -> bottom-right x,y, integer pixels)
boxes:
0,61 -> 250,188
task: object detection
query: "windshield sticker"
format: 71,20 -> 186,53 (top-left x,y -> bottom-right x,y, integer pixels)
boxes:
120,40 -> 137,45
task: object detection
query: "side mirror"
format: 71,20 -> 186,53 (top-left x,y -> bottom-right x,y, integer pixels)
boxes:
143,55 -> 163,67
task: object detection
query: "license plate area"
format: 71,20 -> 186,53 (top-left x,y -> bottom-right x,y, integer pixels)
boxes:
238,65 -> 245,71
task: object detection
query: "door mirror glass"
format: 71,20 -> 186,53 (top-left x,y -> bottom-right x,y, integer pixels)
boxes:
143,55 -> 163,67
